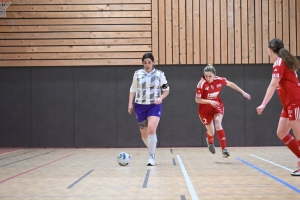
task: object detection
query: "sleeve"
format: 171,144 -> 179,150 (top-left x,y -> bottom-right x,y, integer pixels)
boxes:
129,72 -> 137,92
160,72 -> 170,91
272,59 -> 284,78
221,77 -> 228,85
196,80 -> 205,98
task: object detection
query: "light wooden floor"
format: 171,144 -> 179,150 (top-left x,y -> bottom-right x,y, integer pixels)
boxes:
0,147 -> 299,200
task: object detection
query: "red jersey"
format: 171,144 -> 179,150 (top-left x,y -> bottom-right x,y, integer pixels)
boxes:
196,76 -> 228,111
272,57 -> 300,108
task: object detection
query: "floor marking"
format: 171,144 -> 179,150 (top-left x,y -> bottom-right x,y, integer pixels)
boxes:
237,157 -> 300,194
176,155 -> 199,200
0,154 -> 73,184
0,149 -> 22,156
172,158 -> 176,165
0,150 -> 37,160
142,169 -> 151,188
250,154 -> 293,172
0,150 -> 57,167
67,169 -> 94,189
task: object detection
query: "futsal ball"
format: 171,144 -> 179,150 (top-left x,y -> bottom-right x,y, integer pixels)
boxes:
116,152 -> 130,166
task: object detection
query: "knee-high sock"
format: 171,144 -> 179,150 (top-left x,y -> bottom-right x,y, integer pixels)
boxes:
206,132 -> 214,144
142,137 -> 148,147
216,129 -> 226,150
148,134 -> 157,156
282,134 -> 300,158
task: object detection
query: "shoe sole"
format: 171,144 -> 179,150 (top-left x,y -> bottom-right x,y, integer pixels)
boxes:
222,154 -> 230,158
147,163 -> 155,166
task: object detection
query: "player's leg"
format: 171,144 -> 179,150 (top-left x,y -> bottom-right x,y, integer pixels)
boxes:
290,119 -> 300,175
134,103 -> 149,147
214,106 -> 229,158
204,121 -> 216,154
145,104 -> 162,166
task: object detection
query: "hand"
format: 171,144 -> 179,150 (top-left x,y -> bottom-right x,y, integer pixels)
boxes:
256,105 -> 265,115
209,100 -> 220,108
154,97 -> 162,104
128,104 -> 133,114
243,92 -> 251,100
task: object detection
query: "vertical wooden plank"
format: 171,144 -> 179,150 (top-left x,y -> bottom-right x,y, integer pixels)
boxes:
269,0 -> 276,63
200,0 -> 207,64
172,0 -> 179,64
165,0 -> 172,64
297,0 -> 300,56
262,0 -> 269,63
193,0 -> 200,64
282,0 -> 289,51
159,0 -> 165,64
179,0 -> 186,64
152,0 -> 159,64
186,0 -> 193,64
227,0 -> 234,64
275,0 -> 283,39
255,0 -> 262,63
289,0 -> 296,56
248,0 -> 255,63
234,0 -> 241,64
213,0 -> 221,64
206,0 -> 214,64
269,0 -> 276,41
241,0 -> 248,64
220,0 -> 227,64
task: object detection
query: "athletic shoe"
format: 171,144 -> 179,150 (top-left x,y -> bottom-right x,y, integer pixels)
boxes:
206,138 -> 216,154
222,148 -> 230,158
291,169 -> 300,176
147,155 -> 155,166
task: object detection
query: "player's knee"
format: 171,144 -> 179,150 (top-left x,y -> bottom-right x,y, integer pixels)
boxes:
138,120 -> 148,129
147,126 -> 157,134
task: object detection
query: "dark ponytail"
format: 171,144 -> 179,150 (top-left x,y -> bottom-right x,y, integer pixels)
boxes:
268,38 -> 300,71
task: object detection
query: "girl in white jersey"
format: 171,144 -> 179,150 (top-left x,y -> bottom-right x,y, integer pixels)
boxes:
128,53 -> 170,166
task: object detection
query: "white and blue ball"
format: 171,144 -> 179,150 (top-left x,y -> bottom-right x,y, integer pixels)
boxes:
116,152 -> 130,166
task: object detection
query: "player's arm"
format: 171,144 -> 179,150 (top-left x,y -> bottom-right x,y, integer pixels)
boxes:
226,81 -> 251,100
257,77 -> 280,114
155,73 -> 170,104
128,73 -> 137,114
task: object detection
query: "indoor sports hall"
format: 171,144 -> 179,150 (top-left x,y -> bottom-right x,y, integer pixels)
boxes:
1,0 -> 300,199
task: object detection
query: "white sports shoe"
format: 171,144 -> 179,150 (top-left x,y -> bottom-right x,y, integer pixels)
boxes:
147,155 -> 155,166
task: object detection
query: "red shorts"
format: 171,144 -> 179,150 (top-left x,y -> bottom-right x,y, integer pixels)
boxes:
280,102 -> 300,120
198,103 -> 224,125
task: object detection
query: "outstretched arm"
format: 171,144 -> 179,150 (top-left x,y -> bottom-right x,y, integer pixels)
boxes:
256,77 -> 280,115
226,81 -> 251,100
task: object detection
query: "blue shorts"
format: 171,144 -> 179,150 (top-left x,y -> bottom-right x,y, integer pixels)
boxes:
134,103 -> 162,122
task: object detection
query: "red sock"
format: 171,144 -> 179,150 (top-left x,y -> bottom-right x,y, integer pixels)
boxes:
281,134 -> 300,158
217,129 -> 226,150
206,132 -> 214,144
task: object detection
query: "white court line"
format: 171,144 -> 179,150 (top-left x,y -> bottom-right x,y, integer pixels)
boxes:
250,154 -> 293,172
176,155 -> 199,200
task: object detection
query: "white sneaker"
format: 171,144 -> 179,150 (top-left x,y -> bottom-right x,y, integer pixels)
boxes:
147,155 -> 155,166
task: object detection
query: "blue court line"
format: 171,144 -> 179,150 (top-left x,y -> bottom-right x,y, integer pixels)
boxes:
0,150 -> 57,167
67,169 -> 94,189
237,157 -> 300,194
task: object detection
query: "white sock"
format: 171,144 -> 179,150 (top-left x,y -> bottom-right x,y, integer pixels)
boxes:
148,134 -> 157,156
142,137 -> 148,147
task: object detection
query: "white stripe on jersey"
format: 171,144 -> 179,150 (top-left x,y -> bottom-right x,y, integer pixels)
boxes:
273,57 -> 282,67
130,69 -> 168,104
295,107 -> 300,120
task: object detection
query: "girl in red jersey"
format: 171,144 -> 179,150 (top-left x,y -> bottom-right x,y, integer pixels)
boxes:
257,38 -> 300,176
195,64 -> 251,158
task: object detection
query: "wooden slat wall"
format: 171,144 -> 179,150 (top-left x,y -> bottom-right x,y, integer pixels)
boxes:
152,0 -> 300,65
1,0 -> 300,67
0,0 -> 151,66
